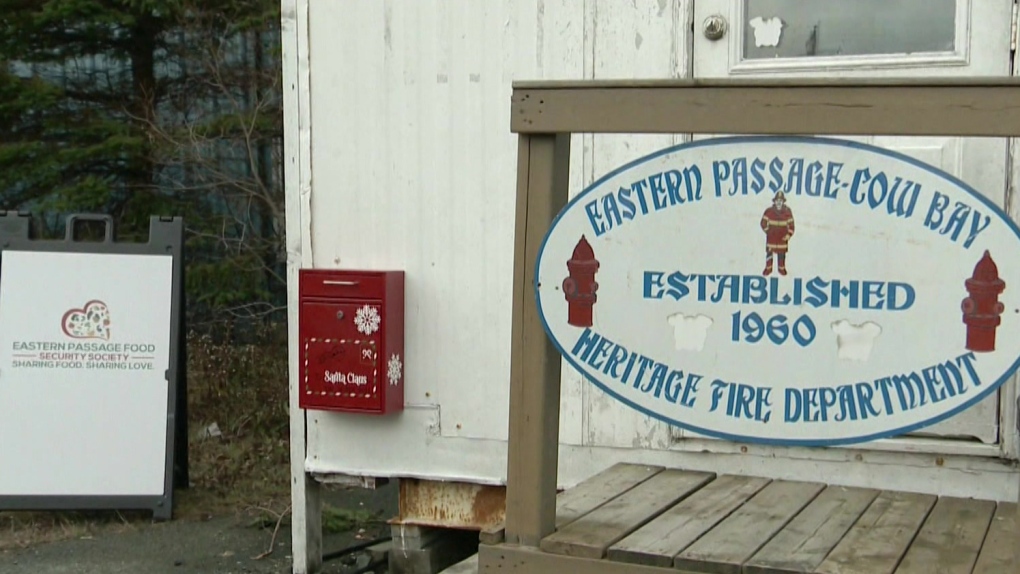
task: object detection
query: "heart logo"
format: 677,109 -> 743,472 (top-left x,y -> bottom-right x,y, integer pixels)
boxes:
61,300 -> 112,340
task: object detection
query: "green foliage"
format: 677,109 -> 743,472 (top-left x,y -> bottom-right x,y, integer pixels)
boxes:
0,0 -> 286,324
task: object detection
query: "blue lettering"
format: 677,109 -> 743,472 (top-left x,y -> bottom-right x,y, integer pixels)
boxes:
768,278 -> 792,306
923,191 -> 950,232
784,388 -> 801,422
685,166 -> 703,202
617,187 -> 636,220
644,271 -> 665,299
589,338 -> 612,370
741,276 -> 768,304
824,162 -> 843,198
710,380 -> 727,413
649,172 -> 668,210
681,374 -> 701,407
836,384 -> 859,421
709,380 -> 772,422
570,328 -> 600,363
893,373 -> 925,411
601,194 -> 622,229
830,280 -> 860,309
785,158 -> 804,194
956,352 -> 981,387
750,158 -> 766,194
631,179 -> 651,215
768,158 -> 785,192
664,369 -> 685,403
874,378 -> 895,415
641,363 -> 669,398
854,382 -> 880,419
620,353 -> 638,385
805,161 -> 824,197
804,278 -> 829,308
887,178 -> 920,218
711,275 -> 739,303
868,172 -> 888,209
731,157 -> 748,196
803,388 -> 820,422
666,272 -> 691,300
887,282 -> 915,310
664,170 -> 684,205
861,281 -> 885,310
849,167 -> 870,205
817,387 -> 837,421
922,366 -> 948,404
603,345 -> 629,379
713,160 -> 731,197
584,200 -> 607,236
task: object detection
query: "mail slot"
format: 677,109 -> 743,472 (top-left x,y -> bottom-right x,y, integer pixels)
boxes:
298,269 -> 405,414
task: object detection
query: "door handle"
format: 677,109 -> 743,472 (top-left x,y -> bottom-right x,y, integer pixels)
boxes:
703,15 -> 728,41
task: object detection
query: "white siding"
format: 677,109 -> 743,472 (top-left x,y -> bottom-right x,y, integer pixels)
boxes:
294,0 -> 1020,500
305,0 -> 588,451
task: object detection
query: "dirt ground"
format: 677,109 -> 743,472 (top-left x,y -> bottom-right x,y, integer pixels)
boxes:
0,483 -> 399,574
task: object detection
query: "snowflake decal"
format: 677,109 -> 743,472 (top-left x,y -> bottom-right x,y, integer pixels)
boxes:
387,354 -> 402,386
354,305 -> 381,335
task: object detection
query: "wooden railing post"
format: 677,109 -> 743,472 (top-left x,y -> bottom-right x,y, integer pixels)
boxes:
504,132 -> 572,547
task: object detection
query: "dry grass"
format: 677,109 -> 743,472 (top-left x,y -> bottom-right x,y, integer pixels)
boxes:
0,322 -> 292,551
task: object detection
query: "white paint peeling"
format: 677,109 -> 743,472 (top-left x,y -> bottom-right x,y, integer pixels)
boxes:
749,16 -> 784,48
831,320 -> 883,362
666,312 -> 713,352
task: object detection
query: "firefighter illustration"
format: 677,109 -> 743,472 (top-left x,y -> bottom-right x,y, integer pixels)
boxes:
760,190 -> 795,276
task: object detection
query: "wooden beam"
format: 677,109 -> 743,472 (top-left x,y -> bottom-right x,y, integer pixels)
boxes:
479,544 -> 701,574
503,133 -> 571,547
511,82 -> 1020,136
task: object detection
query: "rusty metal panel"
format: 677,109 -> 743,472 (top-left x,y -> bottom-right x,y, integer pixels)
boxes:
396,478 -> 506,531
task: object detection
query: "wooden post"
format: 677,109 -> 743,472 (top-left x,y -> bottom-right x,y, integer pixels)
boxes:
504,133 -> 572,547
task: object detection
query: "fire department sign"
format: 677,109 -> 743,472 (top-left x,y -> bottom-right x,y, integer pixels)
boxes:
536,136 -> 1020,446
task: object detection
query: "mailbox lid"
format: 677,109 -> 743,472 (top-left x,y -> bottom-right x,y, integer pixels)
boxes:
299,299 -> 385,412
299,269 -> 388,300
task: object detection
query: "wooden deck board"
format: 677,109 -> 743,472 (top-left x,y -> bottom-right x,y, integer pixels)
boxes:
485,463 -> 1018,574
480,463 -> 665,545
555,463 -> 664,529
893,496 -> 996,574
743,485 -> 880,574
607,475 -> 771,567
672,480 -> 826,574
539,469 -> 714,559
814,491 -> 936,574
971,502 -> 1019,574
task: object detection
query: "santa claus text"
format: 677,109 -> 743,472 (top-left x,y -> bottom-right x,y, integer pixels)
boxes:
582,155 -> 992,249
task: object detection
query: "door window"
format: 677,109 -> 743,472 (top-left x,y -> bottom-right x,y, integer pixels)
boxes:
743,0 -> 957,60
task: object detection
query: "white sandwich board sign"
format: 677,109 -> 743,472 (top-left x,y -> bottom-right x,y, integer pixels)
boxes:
538,136 -> 1020,447
0,213 -> 187,519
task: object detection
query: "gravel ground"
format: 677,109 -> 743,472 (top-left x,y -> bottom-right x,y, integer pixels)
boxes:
0,484 -> 399,574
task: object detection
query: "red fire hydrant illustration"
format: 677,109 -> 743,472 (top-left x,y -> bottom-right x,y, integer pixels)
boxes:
962,250 -> 1006,353
563,235 -> 600,328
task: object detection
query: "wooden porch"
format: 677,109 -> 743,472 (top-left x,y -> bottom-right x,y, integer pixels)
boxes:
488,79 -> 1020,574
479,462 -> 1017,573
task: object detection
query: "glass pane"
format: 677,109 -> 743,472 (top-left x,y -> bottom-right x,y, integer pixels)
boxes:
743,0 -> 956,60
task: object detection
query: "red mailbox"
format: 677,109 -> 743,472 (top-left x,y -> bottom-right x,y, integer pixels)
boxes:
298,269 -> 405,414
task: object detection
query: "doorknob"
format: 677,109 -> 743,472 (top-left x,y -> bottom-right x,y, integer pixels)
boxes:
703,15 -> 728,41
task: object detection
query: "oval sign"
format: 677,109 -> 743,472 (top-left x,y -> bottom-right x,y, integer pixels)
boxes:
536,136 -> 1020,446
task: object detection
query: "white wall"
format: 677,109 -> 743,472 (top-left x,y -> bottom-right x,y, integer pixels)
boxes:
294,0 -> 1020,501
